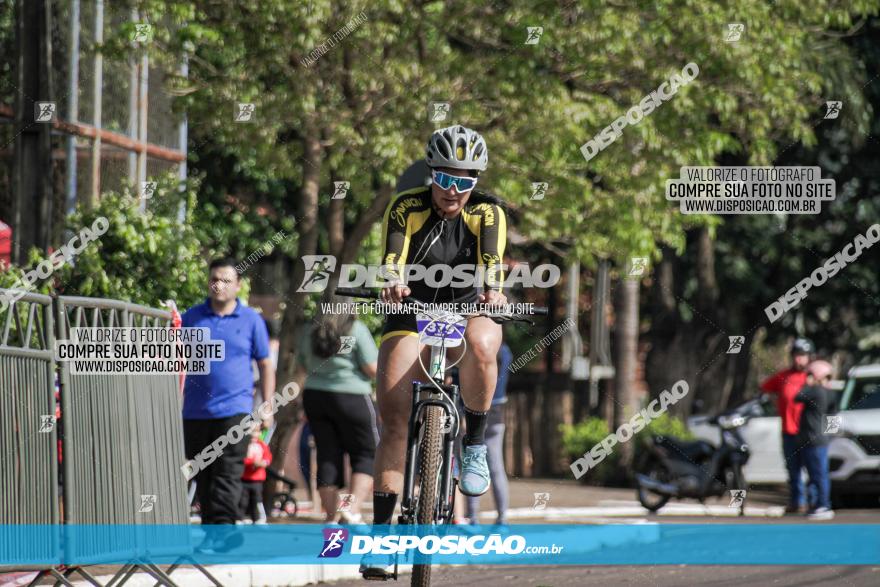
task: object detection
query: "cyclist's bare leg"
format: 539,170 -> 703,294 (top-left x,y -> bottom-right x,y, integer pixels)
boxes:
449,316 -> 502,411
374,334 -> 430,493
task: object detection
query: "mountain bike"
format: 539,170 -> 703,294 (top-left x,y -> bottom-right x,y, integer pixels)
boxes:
335,287 -> 545,586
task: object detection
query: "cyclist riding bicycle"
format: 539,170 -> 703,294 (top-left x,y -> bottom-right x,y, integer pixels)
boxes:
360,124 -> 507,578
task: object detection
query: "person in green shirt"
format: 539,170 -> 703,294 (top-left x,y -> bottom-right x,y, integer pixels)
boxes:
296,313 -> 379,524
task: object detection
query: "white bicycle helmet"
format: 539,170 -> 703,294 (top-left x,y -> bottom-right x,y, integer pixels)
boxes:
425,125 -> 488,172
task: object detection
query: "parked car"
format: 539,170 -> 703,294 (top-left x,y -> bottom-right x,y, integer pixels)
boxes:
688,366 -> 879,505
828,364 -> 880,502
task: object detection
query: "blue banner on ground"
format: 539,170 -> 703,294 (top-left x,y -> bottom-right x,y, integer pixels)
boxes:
1,524 -> 878,565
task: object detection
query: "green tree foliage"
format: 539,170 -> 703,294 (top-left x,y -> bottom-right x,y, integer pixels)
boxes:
644,13 -> 880,414
111,0 -> 875,279
56,178 -> 222,308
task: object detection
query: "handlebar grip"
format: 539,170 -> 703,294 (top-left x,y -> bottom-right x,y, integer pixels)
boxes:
334,287 -> 379,300
530,307 -> 549,316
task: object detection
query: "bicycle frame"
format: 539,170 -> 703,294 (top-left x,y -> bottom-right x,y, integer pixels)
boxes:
398,342 -> 461,526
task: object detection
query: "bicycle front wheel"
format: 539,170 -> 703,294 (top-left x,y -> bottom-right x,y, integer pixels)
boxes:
411,405 -> 444,587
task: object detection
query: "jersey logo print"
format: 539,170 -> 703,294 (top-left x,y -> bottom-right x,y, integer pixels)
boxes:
472,203 -> 495,227
391,197 -> 424,227
482,252 -> 503,287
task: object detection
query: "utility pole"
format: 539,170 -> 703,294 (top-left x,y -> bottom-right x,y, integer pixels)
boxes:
12,0 -> 54,262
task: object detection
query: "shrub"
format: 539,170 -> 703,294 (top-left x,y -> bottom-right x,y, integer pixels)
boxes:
560,412 -> 694,486
560,417 -> 619,485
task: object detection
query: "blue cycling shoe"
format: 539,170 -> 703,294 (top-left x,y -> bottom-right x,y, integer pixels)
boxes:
459,444 -> 491,496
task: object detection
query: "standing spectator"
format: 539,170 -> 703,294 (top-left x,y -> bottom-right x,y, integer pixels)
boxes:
795,360 -> 836,520
264,316 -> 281,372
240,429 -> 272,524
760,337 -> 813,514
296,313 -> 378,524
182,258 -> 274,542
298,420 -> 315,505
465,342 -> 513,525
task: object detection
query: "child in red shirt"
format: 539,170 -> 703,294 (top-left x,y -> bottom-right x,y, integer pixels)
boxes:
239,429 -> 272,524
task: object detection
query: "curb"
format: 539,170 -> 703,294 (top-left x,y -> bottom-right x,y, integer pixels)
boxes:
70,565 -> 372,587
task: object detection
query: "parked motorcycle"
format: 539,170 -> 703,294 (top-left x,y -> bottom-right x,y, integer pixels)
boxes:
635,397 -> 767,515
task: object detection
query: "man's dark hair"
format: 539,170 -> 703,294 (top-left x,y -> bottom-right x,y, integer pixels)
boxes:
209,257 -> 240,279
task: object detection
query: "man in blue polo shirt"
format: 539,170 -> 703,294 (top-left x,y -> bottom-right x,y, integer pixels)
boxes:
182,258 -> 274,527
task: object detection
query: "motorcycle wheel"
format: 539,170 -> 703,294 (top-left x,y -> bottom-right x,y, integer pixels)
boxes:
637,460 -> 671,513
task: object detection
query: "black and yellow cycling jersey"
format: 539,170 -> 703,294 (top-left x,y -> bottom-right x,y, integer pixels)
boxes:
379,186 -> 507,342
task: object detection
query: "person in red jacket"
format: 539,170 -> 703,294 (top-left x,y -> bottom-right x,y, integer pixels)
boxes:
239,429 -> 272,524
760,338 -> 813,513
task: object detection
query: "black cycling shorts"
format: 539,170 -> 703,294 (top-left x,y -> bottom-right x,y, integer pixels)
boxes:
381,312 -> 419,343
302,389 -> 378,488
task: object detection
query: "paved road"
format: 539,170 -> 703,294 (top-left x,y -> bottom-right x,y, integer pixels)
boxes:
321,478 -> 879,587
329,564 -> 880,586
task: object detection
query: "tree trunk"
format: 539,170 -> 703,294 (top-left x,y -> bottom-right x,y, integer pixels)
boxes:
644,227 -> 757,418
613,276 -> 639,469
328,193 -> 344,258
271,127 -> 322,465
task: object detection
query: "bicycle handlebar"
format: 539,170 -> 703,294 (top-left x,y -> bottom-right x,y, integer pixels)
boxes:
335,287 -> 379,299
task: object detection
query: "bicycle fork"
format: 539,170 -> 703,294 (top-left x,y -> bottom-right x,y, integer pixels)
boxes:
398,380 -> 461,525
